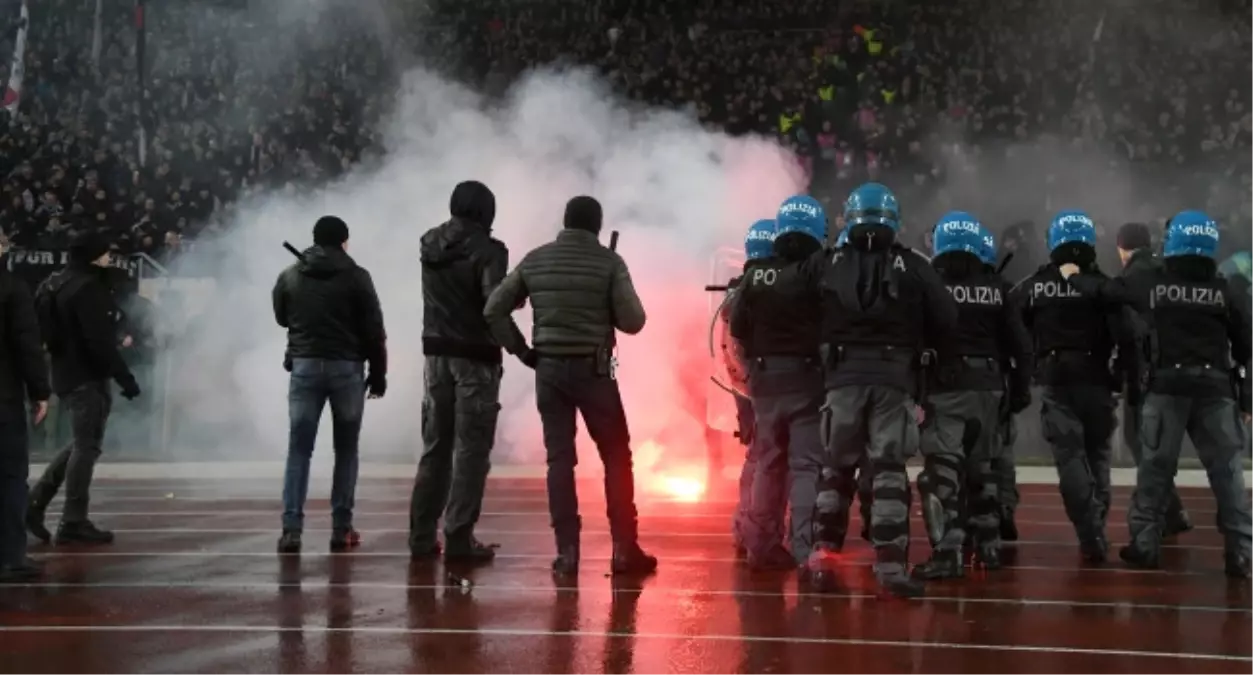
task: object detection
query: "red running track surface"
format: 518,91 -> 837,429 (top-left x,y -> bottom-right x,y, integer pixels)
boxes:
0,477 -> 1249,673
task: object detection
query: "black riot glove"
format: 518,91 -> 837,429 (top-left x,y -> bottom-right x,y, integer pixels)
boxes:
1008,387 -> 1031,415
119,377 -> 141,400
283,352 -> 293,372
520,348 -> 539,370
366,371 -> 387,398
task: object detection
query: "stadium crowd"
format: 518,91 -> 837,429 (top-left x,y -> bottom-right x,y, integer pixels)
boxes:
0,0 -> 1247,270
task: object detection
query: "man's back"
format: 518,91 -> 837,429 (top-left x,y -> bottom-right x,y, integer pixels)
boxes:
520,229 -> 645,355
42,267 -> 132,396
420,217 -> 507,361
273,245 -> 383,363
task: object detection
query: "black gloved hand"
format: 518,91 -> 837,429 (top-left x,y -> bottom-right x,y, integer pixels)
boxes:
366,372 -> 387,398
283,353 -> 292,372
520,348 -> 538,369
119,378 -> 141,400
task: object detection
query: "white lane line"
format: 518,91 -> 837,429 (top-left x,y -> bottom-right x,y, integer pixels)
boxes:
4,580 -> 1247,614
30,550 -> 1229,577
73,510 -> 1223,531
0,624 -> 1245,662
92,529 -> 1225,551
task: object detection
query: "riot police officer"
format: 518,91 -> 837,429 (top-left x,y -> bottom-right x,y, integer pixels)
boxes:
914,213 -> 1033,579
728,219 -> 783,556
796,183 -> 959,598
730,198 -> 826,570
1012,211 -> 1122,563
1060,211 -> 1252,577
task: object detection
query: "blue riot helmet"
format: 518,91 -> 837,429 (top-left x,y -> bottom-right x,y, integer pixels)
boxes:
977,229 -> 997,266
1162,210 -> 1220,259
775,195 -> 827,243
1046,210 -> 1097,252
931,211 -> 988,259
744,219 -> 777,260
842,182 -> 900,233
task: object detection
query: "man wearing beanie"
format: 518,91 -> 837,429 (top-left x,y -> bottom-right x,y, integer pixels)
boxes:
273,215 -> 387,554
484,195 -> 657,577
1113,221 -> 1193,537
27,231 -> 140,546
411,180 -> 522,563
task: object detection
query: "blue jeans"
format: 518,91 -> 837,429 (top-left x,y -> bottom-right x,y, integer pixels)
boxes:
0,402 -> 30,566
281,358 -> 366,532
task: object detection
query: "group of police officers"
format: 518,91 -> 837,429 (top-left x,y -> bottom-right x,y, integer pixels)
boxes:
723,182 -> 1252,600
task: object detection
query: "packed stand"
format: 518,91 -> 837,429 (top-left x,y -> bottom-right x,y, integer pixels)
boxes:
0,0 -> 1246,270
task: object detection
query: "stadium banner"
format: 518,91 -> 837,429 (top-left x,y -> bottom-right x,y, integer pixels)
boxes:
5,249 -> 142,286
2,0 -> 28,115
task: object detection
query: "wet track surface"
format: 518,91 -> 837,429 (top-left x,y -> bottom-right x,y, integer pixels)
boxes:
0,478 -> 1249,673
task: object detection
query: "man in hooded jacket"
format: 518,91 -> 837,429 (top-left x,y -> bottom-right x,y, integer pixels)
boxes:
410,180 -> 525,563
273,216 -> 387,554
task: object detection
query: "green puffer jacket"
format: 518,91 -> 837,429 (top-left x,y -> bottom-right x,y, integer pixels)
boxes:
484,229 -> 646,356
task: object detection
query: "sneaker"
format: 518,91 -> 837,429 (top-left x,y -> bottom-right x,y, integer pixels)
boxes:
444,536 -> 497,564
55,521 -> 114,545
911,549 -> 965,581
277,529 -> 302,554
330,528 -> 361,553
25,497 -> 50,544
610,542 -> 658,576
551,544 -> 580,576
1223,552 -> 1250,580
409,539 -> 442,560
1079,535 -> 1108,564
0,559 -> 42,584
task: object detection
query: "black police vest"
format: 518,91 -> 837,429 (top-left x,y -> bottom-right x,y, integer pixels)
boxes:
741,259 -> 822,358
819,246 -> 921,350
1024,266 -> 1114,360
944,277 -> 1003,358
1149,274 -> 1231,369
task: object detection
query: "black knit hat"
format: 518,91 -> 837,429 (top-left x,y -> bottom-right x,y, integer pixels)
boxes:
313,215 -> 349,246
563,196 -> 603,234
68,230 -> 111,265
1116,222 -> 1151,251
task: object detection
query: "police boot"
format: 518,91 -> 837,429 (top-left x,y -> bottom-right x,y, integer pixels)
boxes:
802,545 -> 842,594
1164,509 -> 1194,538
1223,552 -> 1251,580
55,520 -> 114,545
877,572 -> 925,600
999,508 -> 1019,542
748,545 -> 795,572
1118,543 -> 1159,570
611,542 -> 658,576
912,549 -> 965,581
552,543 -> 580,577
973,542 -> 1002,570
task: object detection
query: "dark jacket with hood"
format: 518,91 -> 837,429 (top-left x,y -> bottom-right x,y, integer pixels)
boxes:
273,245 -> 387,375
421,181 -> 521,363
41,262 -> 137,396
0,264 -> 50,406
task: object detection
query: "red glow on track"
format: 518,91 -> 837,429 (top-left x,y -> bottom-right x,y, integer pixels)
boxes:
633,439 -> 708,503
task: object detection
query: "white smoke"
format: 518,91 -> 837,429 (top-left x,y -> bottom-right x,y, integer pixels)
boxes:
159,64 -> 804,473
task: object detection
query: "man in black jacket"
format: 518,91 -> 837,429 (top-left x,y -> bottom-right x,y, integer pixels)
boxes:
27,232 -> 140,545
411,180 -> 523,563
1114,222 -> 1192,536
273,216 -> 387,554
0,237 -> 50,582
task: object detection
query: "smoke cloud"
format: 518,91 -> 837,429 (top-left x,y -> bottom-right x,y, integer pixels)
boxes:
157,63 -> 803,488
